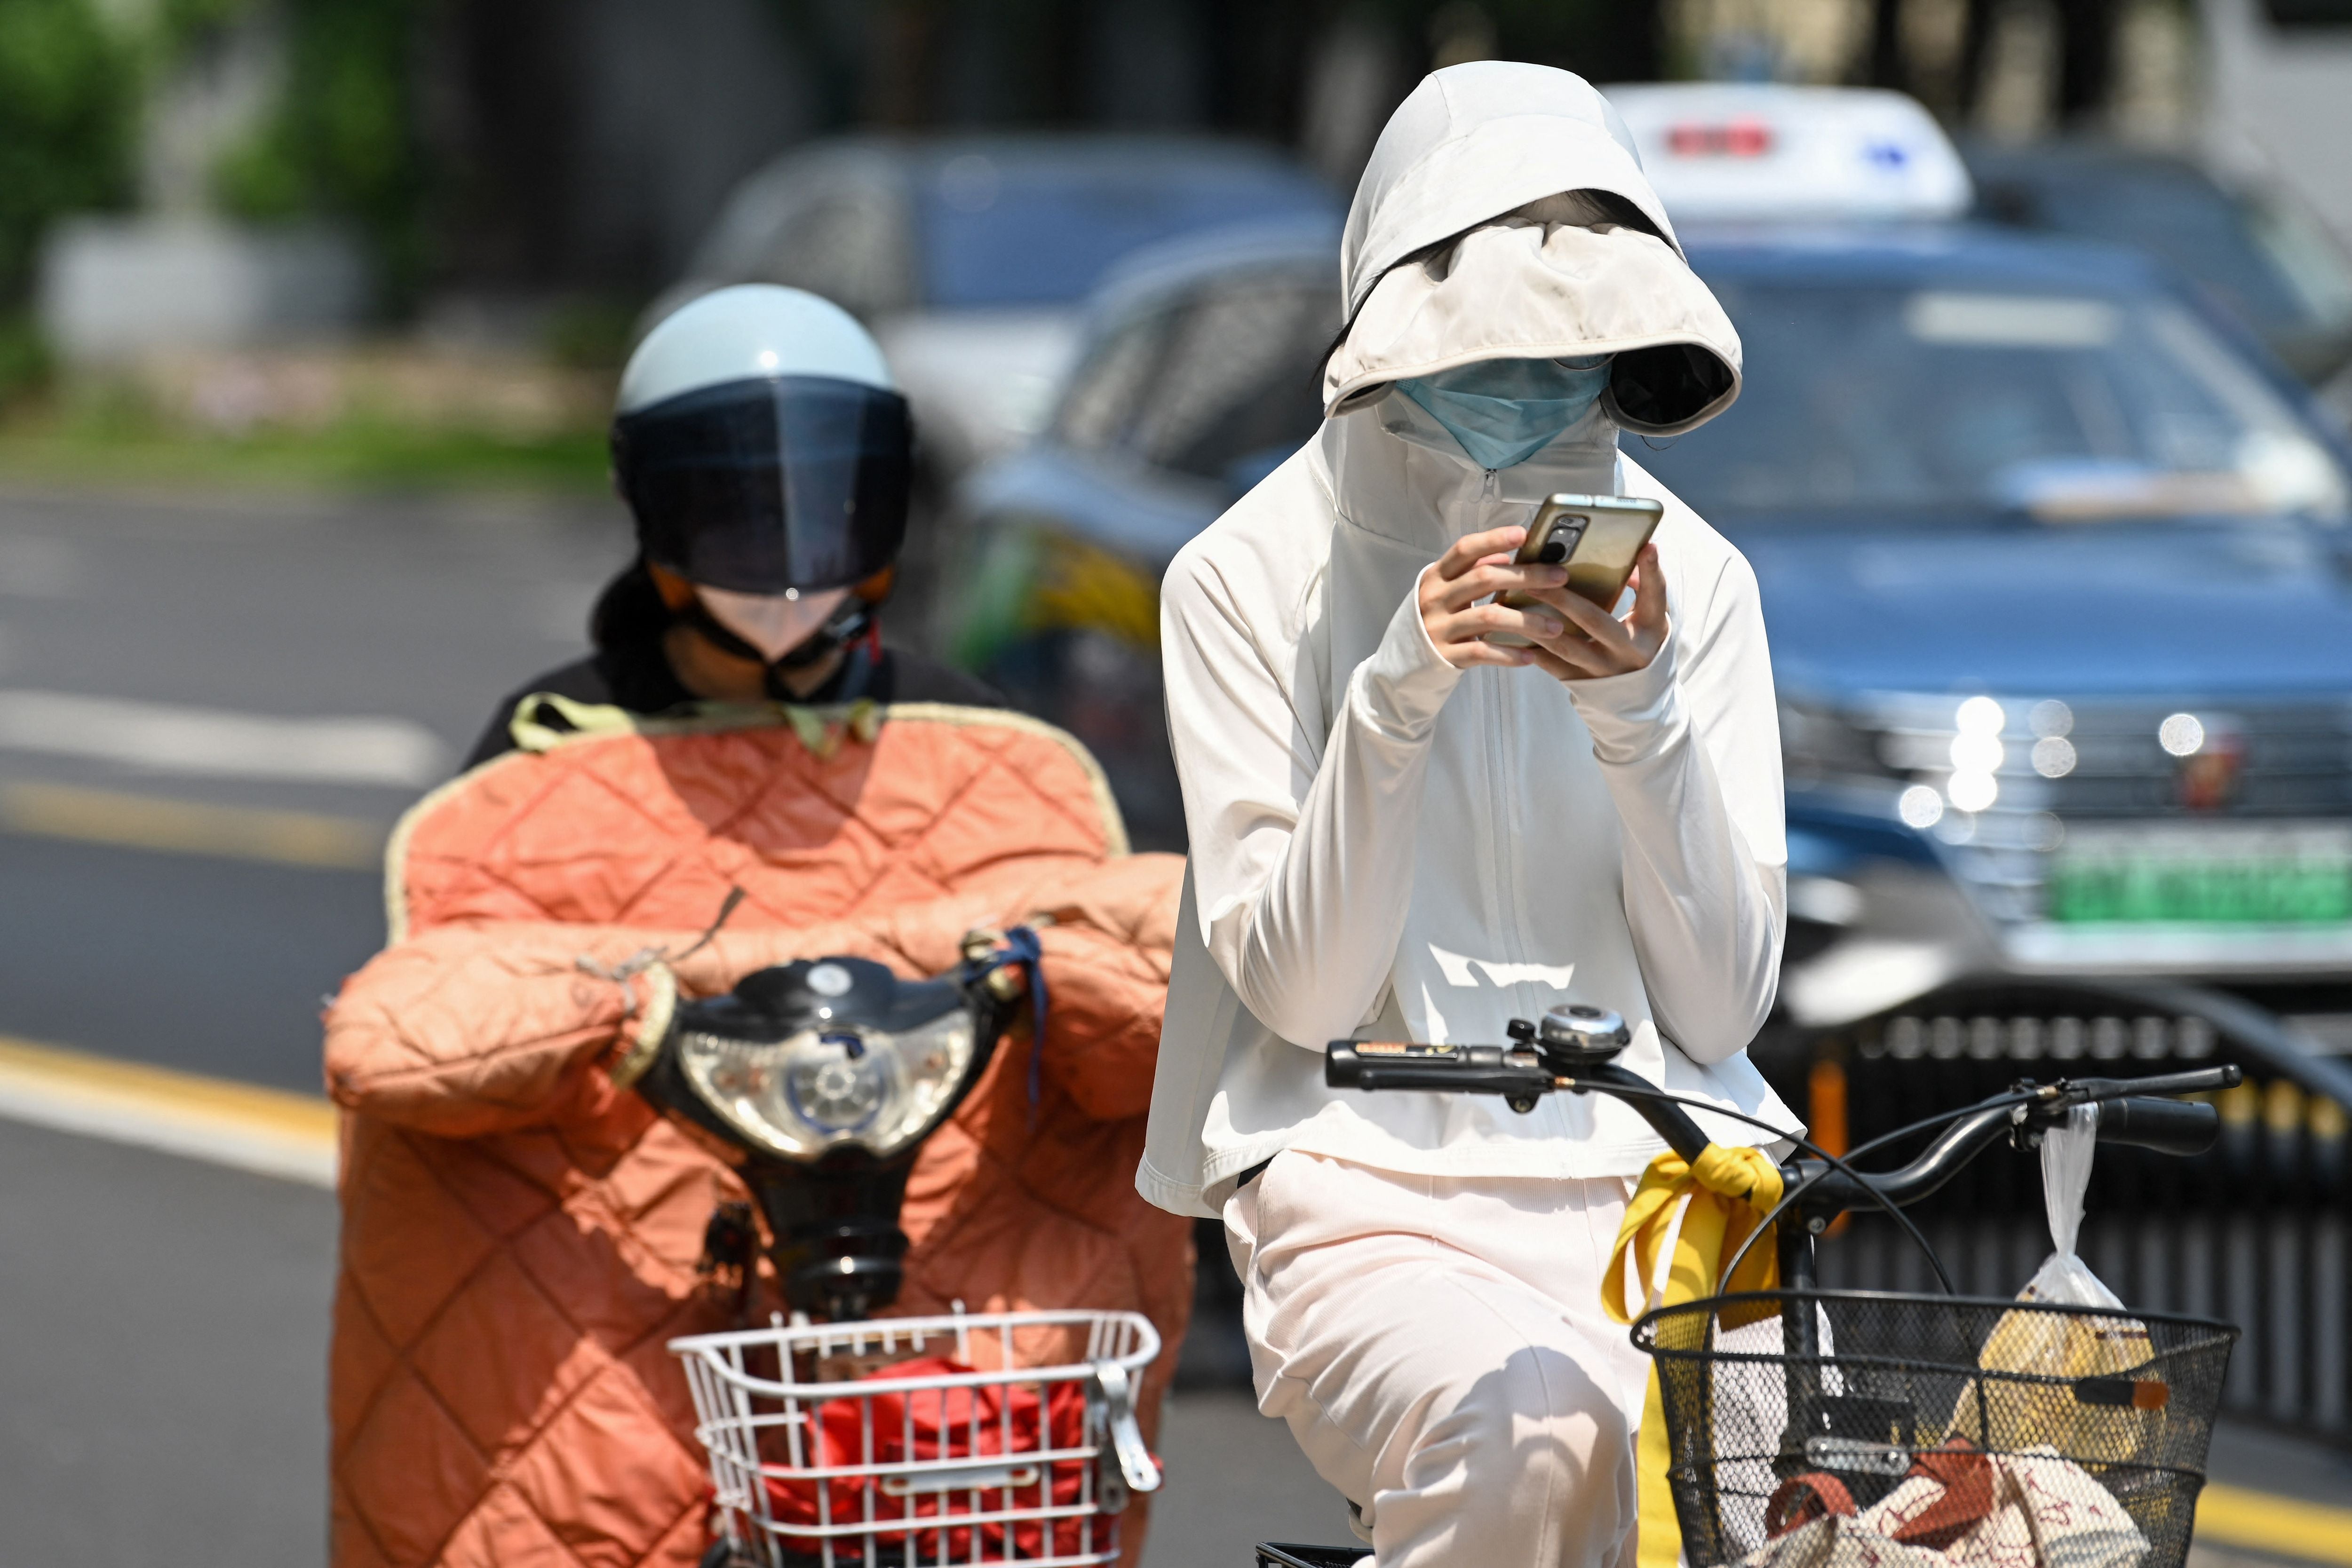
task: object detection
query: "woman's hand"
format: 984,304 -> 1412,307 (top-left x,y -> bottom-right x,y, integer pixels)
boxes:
1417,525 -> 1572,669
1518,543 -> 1669,681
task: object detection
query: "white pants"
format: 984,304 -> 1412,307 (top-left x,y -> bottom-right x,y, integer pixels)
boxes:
1224,1153 -> 1648,1568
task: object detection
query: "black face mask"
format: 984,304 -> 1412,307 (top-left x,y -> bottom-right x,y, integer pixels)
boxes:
611,373 -> 914,595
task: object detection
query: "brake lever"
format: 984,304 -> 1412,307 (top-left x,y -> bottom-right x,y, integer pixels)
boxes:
2006,1064 -> 2242,1150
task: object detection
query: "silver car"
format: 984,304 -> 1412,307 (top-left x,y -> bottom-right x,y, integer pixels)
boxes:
656,135 -> 1338,485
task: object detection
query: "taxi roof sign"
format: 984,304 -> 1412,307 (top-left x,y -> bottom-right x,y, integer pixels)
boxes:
1605,84 -> 1972,225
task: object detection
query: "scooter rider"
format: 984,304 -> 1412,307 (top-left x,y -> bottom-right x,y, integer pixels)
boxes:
1140,65 -> 1798,1568
326,286 -> 1190,1568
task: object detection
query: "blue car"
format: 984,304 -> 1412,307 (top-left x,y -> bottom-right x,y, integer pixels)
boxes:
1637,227 -> 2352,1043
942,217 -> 1340,846
948,209 -> 2352,1067
1964,139 -> 2352,388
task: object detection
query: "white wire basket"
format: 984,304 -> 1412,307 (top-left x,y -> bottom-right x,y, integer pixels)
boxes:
670,1307 -> 1164,1568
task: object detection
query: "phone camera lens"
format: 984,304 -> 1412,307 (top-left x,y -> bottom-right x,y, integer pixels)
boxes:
1537,520 -> 1585,564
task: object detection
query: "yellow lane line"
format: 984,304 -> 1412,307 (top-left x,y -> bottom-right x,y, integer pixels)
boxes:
0,780 -> 385,870
2201,1483 -> 2352,1565
0,1034 -> 336,1188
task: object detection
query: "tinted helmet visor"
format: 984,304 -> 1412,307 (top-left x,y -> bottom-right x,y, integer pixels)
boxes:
612,374 -> 913,594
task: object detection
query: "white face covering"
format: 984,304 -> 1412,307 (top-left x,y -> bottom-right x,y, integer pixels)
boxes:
695,584 -> 853,662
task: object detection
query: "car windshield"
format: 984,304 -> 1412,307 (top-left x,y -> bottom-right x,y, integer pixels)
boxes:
1054,269 -> 1335,489
919,154 -> 1332,309
1637,278 -> 2348,521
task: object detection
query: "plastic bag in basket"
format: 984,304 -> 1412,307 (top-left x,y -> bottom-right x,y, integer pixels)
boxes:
765,1356 -> 1097,1559
1955,1107 -> 2162,1467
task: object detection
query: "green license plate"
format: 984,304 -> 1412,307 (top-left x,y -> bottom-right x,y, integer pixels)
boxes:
2046,823 -> 2352,925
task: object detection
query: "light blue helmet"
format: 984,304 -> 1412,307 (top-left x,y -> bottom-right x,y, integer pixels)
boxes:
619,285 -> 897,412
612,285 -> 912,594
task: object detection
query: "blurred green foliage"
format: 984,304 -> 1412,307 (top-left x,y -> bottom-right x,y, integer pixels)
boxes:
155,0 -> 256,49
0,0 -> 137,306
0,311 -> 52,404
0,384 -> 610,494
211,0 -> 427,307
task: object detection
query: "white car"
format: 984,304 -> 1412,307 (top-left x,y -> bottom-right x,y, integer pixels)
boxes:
651,134 -> 1338,485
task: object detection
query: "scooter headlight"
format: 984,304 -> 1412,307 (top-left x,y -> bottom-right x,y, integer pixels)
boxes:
671,959 -> 982,1162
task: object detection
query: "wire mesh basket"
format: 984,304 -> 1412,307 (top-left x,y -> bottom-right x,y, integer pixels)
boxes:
670,1307 -> 1163,1568
1633,1290 -> 2238,1568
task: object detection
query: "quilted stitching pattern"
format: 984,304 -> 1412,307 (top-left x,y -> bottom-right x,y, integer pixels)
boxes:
397,714 -> 1119,938
330,711 -> 1190,1568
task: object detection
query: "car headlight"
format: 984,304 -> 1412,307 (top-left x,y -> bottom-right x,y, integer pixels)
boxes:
677,1006 -> 977,1162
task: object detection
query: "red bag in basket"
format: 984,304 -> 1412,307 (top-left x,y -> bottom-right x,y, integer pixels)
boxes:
764,1356 -> 1104,1560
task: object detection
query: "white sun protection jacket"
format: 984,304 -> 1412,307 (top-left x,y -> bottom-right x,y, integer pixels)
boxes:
1138,63 -> 1799,1220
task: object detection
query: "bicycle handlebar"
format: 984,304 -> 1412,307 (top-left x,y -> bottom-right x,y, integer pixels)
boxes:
2095,1095 -> 2223,1157
1327,1043 -> 1555,1103
2060,1068 -> 2242,1103
1325,1037 -> 2241,1222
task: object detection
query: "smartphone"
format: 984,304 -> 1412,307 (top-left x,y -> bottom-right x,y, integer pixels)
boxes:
1486,492 -> 1665,648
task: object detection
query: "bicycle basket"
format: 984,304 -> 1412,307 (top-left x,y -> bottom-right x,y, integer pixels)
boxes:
670,1308 -> 1163,1568
1633,1290 -> 2237,1568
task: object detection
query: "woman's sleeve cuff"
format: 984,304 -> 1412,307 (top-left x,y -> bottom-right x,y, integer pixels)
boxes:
1568,625 -> 1684,763
1358,566 -> 1462,736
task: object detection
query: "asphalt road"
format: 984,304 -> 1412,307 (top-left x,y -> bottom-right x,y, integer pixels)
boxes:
0,485 -> 630,1089
0,1118 -> 335,1567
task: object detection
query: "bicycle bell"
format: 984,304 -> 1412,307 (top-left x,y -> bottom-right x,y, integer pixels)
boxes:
634,954 -> 1010,1320
1527,1003 -> 1632,1070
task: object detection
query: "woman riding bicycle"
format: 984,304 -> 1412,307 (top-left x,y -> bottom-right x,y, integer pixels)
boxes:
1140,63 -> 1799,1568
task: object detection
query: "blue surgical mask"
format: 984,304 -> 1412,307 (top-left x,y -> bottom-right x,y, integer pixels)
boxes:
1394,355 -> 1615,471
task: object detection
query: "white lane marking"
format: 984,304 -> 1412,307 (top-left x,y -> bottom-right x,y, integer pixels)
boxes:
0,689 -> 446,786
0,1035 -> 335,1188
